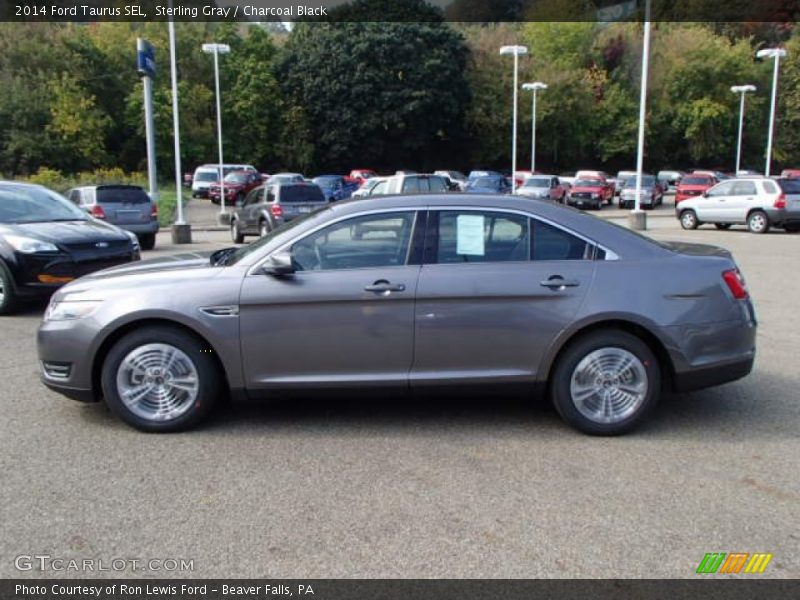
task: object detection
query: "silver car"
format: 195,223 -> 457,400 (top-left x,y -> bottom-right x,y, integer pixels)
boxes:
38,195 -> 756,435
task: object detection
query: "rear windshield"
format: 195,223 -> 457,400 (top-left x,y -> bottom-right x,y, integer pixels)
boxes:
682,176 -> 711,185
281,186 -> 324,203
524,178 -> 550,187
778,179 -> 800,194
97,187 -> 150,204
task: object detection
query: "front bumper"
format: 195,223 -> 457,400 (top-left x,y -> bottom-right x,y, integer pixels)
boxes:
37,316 -> 104,402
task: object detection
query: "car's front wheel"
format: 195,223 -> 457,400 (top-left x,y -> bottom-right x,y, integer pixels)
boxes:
680,210 -> 699,230
0,260 -> 18,316
259,220 -> 270,238
747,210 -> 770,234
101,327 -> 221,432
550,330 -> 660,435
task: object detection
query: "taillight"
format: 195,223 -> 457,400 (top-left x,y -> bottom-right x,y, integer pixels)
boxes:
270,204 -> 283,218
722,269 -> 748,300
774,193 -> 787,209
90,205 -> 106,219
151,203 -> 158,218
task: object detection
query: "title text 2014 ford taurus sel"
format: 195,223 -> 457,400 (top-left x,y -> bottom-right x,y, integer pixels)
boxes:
37,195 -> 756,435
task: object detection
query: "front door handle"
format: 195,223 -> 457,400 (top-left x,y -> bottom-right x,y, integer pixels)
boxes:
540,276 -> 580,290
365,280 -> 406,294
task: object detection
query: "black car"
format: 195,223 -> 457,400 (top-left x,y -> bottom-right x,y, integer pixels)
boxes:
0,182 -> 140,314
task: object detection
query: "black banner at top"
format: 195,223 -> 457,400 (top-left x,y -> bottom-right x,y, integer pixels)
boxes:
1,0 -> 799,22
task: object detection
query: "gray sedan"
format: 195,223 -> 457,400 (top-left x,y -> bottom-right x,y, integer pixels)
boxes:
37,195 -> 757,435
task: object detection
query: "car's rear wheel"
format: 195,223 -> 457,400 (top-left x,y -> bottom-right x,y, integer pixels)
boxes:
747,210 -> 770,234
259,220 -> 269,238
139,233 -> 156,250
680,210 -> 699,230
714,223 -> 732,230
231,219 -> 244,244
235,192 -> 245,207
0,260 -> 18,316
550,330 -> 660,435
101,327 -> 221,432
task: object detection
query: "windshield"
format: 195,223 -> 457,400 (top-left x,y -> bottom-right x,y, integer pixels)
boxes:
470,177 -> 501,188
281,186 -> 325,202
574,179 -> 601,187
194,171 -> 218,182
313,177 -> 339,189
97,186 -> 150,204
682,176 -> 711,185
0,185 -> 88,223
224,172 -> 248,184
523,178 -> 550,188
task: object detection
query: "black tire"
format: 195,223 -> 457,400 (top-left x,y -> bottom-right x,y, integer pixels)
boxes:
679,209 -> 699,230
139,233 -> 156,250
231,219 -> 245,244
747,210 -> 770,234
235,192 -> 245,207
714,223 -> 732,230
101,326 -> 221,432
550,330 -> 661,436
259,219 -> 270,238
0,260 -> 18,316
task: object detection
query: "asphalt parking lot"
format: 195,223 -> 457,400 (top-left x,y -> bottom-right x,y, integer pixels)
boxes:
1,206 -> 798,579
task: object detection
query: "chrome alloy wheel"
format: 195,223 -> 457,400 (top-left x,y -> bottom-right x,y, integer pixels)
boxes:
0,276 -> 5,304
569,347 -> 648,424
115,343 -> 199,422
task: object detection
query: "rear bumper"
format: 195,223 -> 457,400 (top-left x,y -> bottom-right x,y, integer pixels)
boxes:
764,207 -> 800,227
118,222 -> 159,235
673,356 -> 754,393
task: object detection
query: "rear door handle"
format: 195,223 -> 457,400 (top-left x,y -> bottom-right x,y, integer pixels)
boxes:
540,276 -> 580,290
365,280 -> 406,293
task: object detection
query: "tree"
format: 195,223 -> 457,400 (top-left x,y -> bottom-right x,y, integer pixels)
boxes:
277,14 -> 471,172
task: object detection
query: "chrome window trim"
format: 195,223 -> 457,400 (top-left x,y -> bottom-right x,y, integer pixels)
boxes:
247,204 -> 619,275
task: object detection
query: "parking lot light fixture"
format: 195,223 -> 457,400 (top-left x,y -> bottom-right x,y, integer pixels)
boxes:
202,42 -> 231,220
756,48 -> 786,177
730,85 -> 756,175
500,45 -> 529,193
522,82 -> 547,173
168,8 -> 191,244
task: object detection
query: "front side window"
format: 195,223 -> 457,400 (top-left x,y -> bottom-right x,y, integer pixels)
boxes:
432,211 -> 530,264
291,212 -> 416,272
245,187 -> 264,206
708,181 -> 735,196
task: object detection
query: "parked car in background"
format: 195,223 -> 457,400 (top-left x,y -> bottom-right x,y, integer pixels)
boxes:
348,169 -> 377,183
566,177 -> 612,209
464,175 -> 511,194
312,175 -> 359,202
559,172 -> 576,187
515,175 -> 565,202
67,185 -> 159,250
267,172 -> 305,186
352,177 -> 390,198
736,169 -> 762,177
615,171 -> 637,196
675,173 -> 717,204
191,164 -> 257,198
575,171 -> 614,204
676,177 -> 800,233
385,173 -> 449,195
693,169 -> 731,181
208,170 -> 264,207
0,182 -> 139,315
434,170 -> 468,191
657,170 -> 684,191
230,183 -> 327,242
618,175 -> 664,209
39,193 -> 757,435
781,168 -> 800,179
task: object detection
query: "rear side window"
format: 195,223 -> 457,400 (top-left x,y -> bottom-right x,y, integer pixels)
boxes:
280,186 -> 324,203
761,181 -> 778,194
778,179 -> 800,194
96,187 -> 150,204
432,211 -> 530,264
402,177 -> 421,194
531,220 -> 591,261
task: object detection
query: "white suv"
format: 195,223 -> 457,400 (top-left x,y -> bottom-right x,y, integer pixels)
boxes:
677,177 -> 800,234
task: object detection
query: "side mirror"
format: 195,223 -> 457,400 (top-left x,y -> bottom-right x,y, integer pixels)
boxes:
262,251 -> 295,276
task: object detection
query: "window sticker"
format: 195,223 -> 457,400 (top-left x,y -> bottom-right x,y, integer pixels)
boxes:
456,214 -> 485,256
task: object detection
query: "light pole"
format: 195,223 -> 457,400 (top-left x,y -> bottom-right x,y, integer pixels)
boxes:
756,47 -> 786,176
522,82 -> 547,173
202,42 -> 231,222
629,0 -> 651,231
500,45 -> 528,193
168,8 -> 191,244
730,85 -> 756,175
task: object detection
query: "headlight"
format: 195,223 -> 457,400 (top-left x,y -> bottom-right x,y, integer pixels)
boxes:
591,193 -> 599,199
5,235 -> 58,254
44,300 -> 103,322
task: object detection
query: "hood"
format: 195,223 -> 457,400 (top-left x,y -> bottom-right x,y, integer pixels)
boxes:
1,219 -> 129,246
209,182 -> 243,191
84,251 -> 216,280
571,185 -> 604,193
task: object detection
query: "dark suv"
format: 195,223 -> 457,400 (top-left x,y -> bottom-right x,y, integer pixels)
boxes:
230,183 -> 328,242
68,185 -> 159,250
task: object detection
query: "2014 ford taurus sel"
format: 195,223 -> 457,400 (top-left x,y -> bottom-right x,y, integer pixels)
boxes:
37,195 -> 757,435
